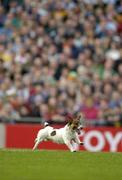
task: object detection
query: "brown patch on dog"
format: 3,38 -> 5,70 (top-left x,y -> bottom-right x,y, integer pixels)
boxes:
50,130 -> 56,136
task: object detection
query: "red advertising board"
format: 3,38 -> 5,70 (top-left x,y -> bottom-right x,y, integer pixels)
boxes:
6,124 -> 122,152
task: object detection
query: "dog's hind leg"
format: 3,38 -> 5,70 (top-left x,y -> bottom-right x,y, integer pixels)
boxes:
32,128 -> 49,150
63,138 -> 75,152
32,140 -> 39,150
34,138 -> 37,143
32,138 -> 43,150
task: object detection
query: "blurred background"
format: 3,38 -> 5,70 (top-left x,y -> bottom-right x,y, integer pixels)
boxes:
0,0 -> 122,128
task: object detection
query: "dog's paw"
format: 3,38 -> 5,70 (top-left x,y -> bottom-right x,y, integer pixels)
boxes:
80,142 -> 84,145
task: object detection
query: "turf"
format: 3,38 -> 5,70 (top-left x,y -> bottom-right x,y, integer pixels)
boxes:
0,149 -> 122,180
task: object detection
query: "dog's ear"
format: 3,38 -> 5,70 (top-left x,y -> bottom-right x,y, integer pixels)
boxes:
68,121 -> 72,126
76,113 -> 84,121
66,113 -> 74,125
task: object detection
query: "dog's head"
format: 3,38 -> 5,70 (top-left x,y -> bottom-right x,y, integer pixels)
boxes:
70,120 -> 79,130
68,112 -> 84,130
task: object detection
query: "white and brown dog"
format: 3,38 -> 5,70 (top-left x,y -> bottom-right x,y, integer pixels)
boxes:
33,114 -> 84,152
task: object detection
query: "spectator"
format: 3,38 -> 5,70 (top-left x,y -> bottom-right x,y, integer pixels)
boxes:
0,0 -> 122,126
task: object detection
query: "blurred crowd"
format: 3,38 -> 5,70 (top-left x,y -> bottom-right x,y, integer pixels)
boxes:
0,0 -> 122,126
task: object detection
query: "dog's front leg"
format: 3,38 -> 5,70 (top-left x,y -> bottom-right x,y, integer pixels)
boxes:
64,139 -> 76,152
74,133 -> 84,146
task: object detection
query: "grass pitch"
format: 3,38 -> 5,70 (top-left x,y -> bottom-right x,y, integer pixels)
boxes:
0,149 -> 122,180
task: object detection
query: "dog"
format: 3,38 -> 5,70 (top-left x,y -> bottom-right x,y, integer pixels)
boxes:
32,114 -> 84,152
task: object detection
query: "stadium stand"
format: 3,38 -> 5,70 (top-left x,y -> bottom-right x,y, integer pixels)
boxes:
0,0 -> 122,126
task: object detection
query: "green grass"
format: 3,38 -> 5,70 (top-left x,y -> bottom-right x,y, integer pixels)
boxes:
0,149 -> 122,180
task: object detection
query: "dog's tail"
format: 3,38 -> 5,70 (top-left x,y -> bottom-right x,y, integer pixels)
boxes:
44,122 -> 49,127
